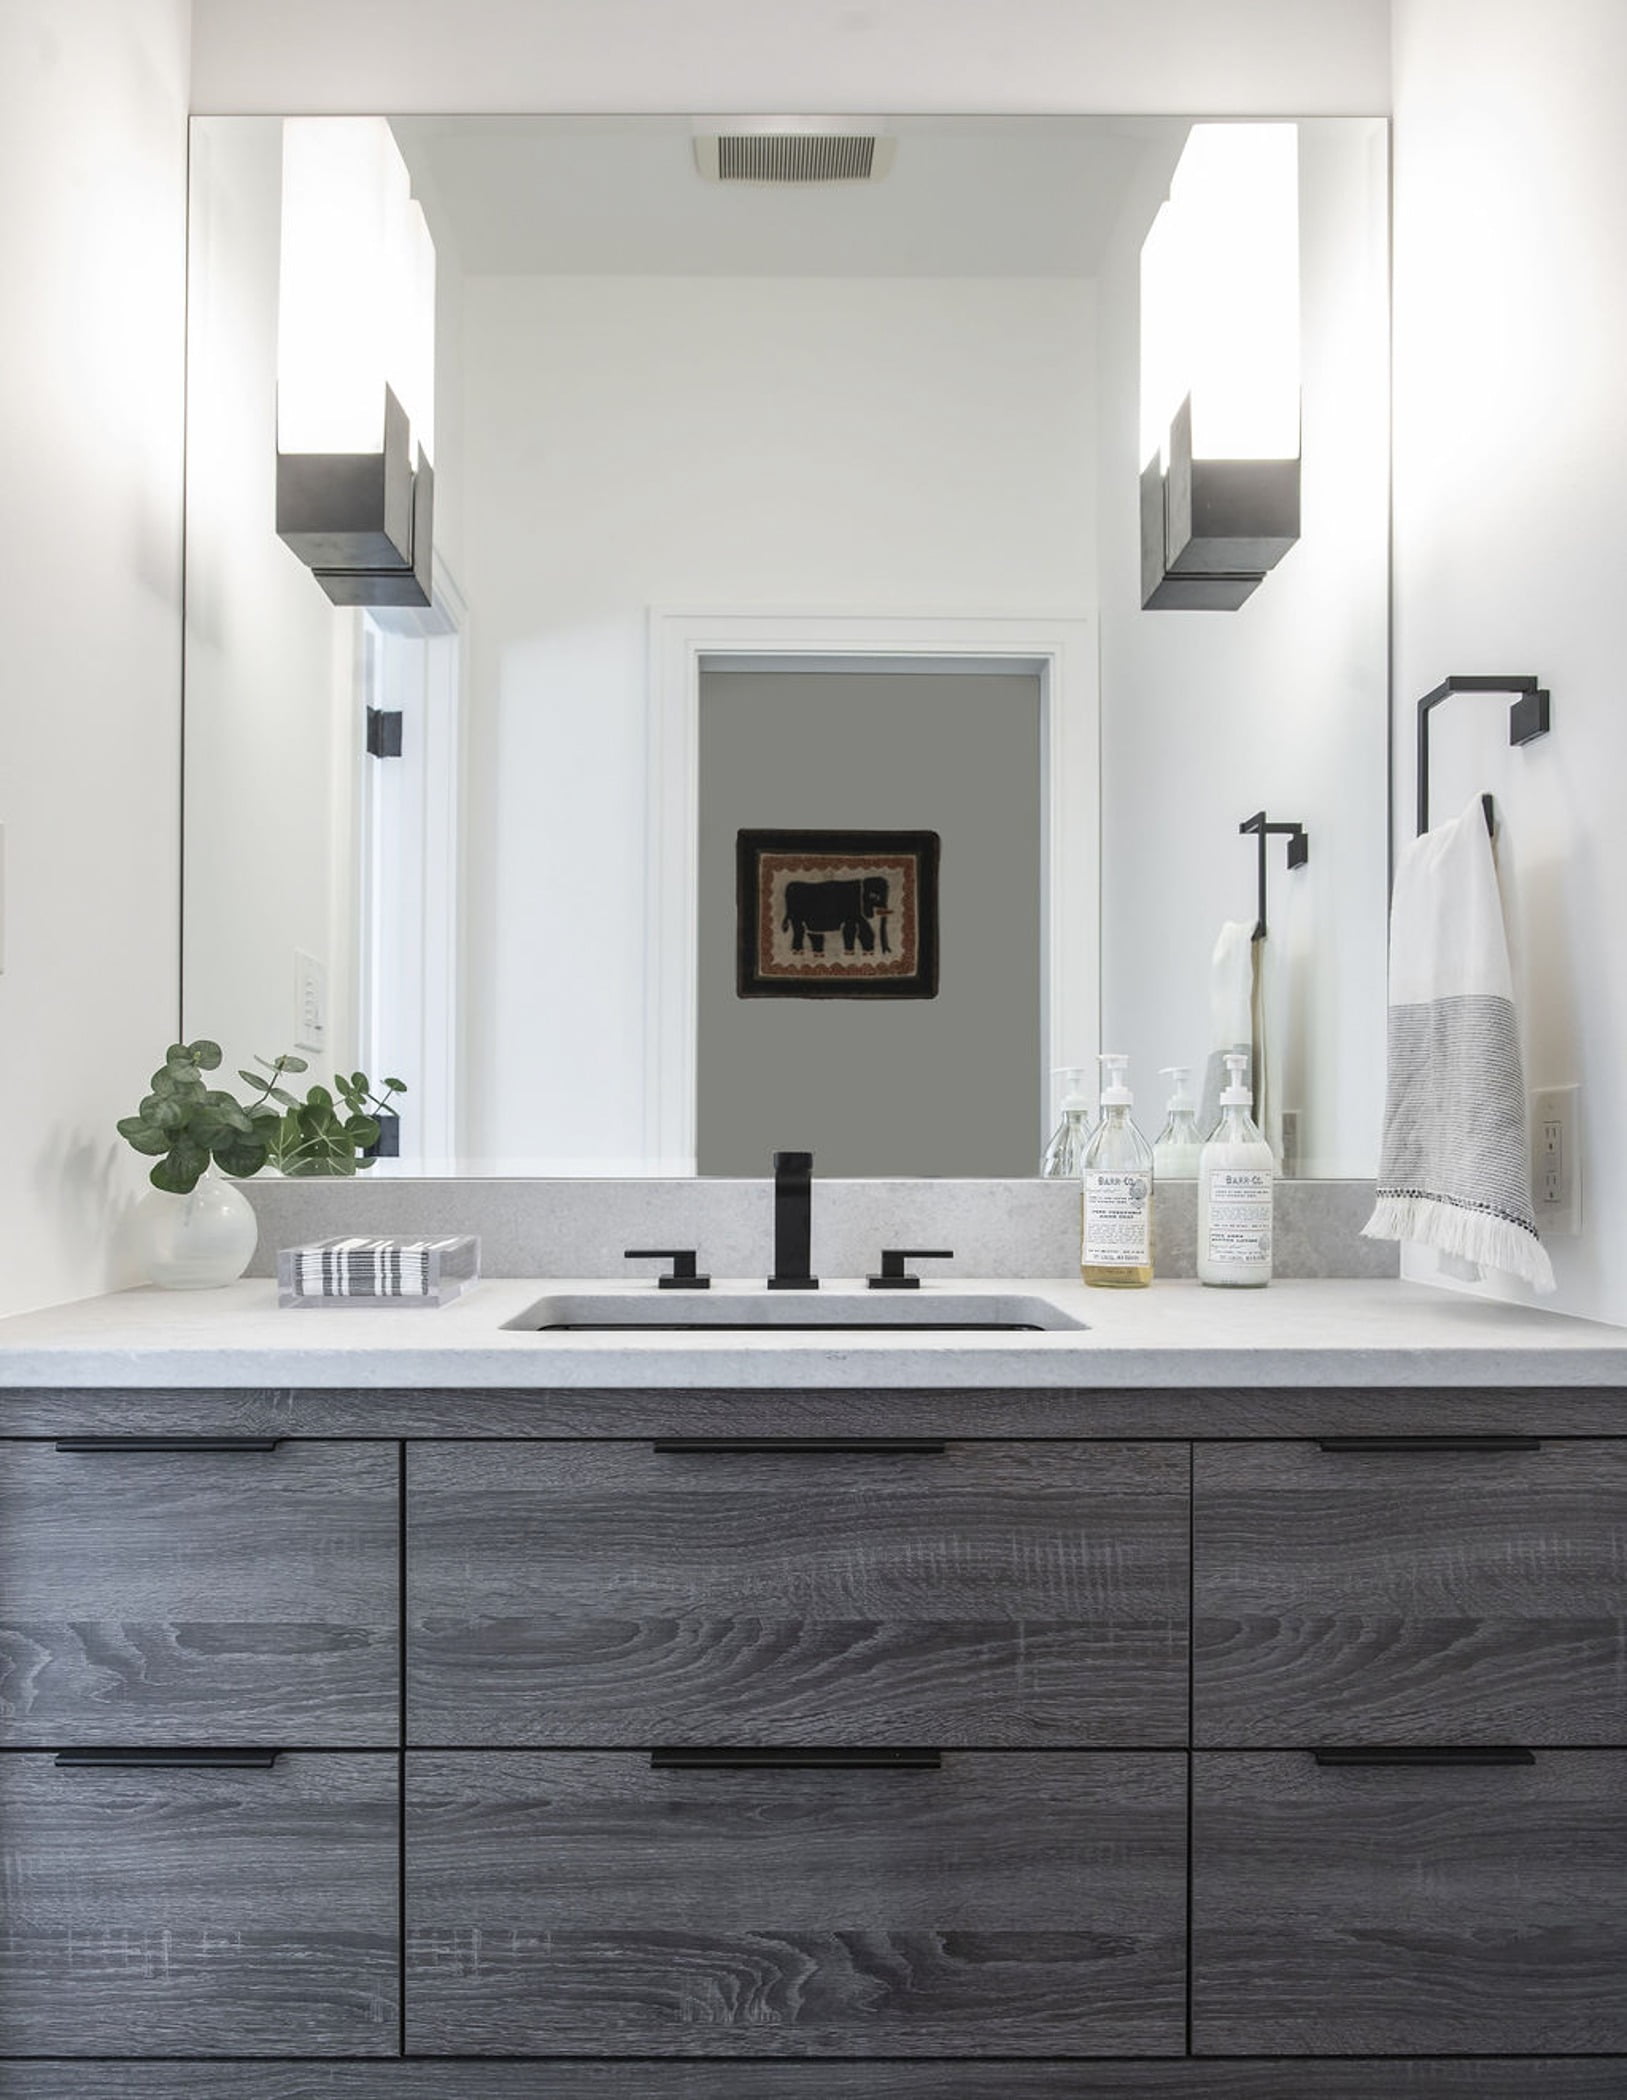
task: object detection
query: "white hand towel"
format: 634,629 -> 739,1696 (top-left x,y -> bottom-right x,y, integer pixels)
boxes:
1199,919 -> 1256,1135
1362,797 -> 1554,1292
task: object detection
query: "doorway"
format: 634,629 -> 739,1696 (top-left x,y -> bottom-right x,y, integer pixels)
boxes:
696,663 -> 1043,1176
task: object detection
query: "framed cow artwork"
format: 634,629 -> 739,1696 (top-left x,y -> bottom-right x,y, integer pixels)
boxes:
735,829 -> 940,999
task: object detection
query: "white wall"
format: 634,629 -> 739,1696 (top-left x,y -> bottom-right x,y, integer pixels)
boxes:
1391,0 -> 1627,1323
459,273 -> 1095,1169
1097,119 -> 1392,1176
0,0 -> 190,1315
182,117 -> 361,1087
191,0 -> 1390,117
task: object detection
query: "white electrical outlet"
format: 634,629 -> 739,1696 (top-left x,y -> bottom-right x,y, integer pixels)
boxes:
1531,1084 -> 1581,1236
294,949 -> 328,1054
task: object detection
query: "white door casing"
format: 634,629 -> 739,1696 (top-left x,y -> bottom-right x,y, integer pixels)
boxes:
646,611 -> 1100,1175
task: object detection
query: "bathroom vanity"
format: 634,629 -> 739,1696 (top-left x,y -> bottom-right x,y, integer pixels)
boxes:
1,1278 -> 1623,2096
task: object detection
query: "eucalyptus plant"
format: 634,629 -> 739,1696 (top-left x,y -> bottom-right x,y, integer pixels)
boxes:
118,1045 -> 409,1191
239,1055 -> 407,1179
116,1041 -> 278,1194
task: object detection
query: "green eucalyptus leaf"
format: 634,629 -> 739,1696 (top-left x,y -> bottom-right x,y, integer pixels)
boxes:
278,1054 -> 309,1074
188,1040 -> 223,1070
306,1085 -> 333,1110
149,1096 -> 186,1131
383,1078 -> 407,1094
211,1134 -> 267,1178
117,1117 -> 171,1157
149,1142 -> 209,1195
150,1068 -> 179,1098
344,1114 -> 381,1146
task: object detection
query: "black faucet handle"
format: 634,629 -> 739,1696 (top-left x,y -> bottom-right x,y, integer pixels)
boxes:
773,1150 -> 813,1176
625,1248 -> 711,1291
868,1249 -> 955,1291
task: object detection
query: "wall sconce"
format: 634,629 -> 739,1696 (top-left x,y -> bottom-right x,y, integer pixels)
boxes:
276,119 -> 436,607
1139,124 -> 1300,610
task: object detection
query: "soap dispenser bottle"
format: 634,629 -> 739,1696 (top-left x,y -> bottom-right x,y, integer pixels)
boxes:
1081,1054 -> 1154,1289
1041,1066 -> 1094,1177
1152,1066 -> 1204,1180
1197,1050 -> 1275,1287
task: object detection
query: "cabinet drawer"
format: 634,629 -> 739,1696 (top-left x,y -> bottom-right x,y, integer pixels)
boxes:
407,1440 -> 1187,1745
7,2065 -> 1627,2100
0,1438 -> 399,1746
1193,1749 -> 1627,2054
0,1750 -> 398,2055
12,2066 -> 1627,2100
406,1748 -> 1185,2056
1194,1438 -> 1627,1744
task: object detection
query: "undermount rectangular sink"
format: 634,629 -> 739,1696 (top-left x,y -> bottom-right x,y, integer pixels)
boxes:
509,1290 -> 1086,1334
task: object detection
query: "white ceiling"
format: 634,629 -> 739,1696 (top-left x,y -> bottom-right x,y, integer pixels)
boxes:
390,114 -> 1180,278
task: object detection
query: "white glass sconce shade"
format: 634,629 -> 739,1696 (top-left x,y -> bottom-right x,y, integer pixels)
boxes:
276,118 -> 437,607
1139,122 -> 1301,610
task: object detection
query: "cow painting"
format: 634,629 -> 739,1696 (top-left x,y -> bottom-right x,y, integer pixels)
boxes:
782,874 -> 891,956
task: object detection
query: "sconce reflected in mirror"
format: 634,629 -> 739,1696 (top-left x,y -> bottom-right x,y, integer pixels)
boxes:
275,118 -> 437,608
1139,123 -> 1301,610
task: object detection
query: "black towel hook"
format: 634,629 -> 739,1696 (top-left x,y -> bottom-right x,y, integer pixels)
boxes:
1416,675 -> 1551,836
1239,812 -> 1309,940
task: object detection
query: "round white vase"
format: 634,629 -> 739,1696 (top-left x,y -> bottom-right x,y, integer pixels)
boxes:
132,1168 -> 258,1289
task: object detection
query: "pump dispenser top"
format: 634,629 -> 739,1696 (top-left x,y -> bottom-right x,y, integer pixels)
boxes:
1097,1053 -> 1133,1107
1219,1050 -> 1252,1107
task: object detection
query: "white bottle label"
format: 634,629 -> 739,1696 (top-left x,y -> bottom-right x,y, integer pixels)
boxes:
1083,1171 -> 1151,1267
1205,1169 -> 1273,1265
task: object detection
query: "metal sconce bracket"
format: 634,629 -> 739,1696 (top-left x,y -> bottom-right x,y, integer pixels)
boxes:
1415,675 -> 1551,835
1240,811 -> 1309,939
276,386 -> 434,609
1141,397 -> 1301,611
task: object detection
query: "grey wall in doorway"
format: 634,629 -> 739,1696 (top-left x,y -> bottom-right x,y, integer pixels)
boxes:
697,668 -> 1041,1177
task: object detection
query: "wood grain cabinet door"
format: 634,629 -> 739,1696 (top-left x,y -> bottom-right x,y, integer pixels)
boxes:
407,1440 -> 1187,1746
0,1438 -> 399,1746
0,1751 -> 399,2055
1193,1750 -> 1627,2054
1193,1437 -> 1627,1745
406,1749 -> 1186,2057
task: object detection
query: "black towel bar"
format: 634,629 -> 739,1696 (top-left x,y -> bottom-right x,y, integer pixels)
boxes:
1415,675 -> 1551,835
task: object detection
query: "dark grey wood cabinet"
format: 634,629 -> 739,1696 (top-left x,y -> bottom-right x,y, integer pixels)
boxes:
0,1438 -> 399,1745
0,1750 -> 399,2056
407,1438 -> 1188,1745
1193,1437 -> 1627,1745
1192,1748 -> 1627,2054
405,1747 -> 1186,2056
2,1384 -> 1624,2090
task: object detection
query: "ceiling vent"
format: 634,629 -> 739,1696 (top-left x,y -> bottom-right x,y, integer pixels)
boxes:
693,121 -> 897,185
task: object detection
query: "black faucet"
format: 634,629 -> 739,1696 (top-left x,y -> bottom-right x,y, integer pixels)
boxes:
768,1150 -> 818,1290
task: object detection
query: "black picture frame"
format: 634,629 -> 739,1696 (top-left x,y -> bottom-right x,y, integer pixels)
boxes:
735,829 -> 940,1000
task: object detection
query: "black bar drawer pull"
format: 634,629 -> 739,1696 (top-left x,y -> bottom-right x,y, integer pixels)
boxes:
650,1746 -> 942,1772
1313,1746 -> 1536,1769
54,1436 -> 283,1454
1316,1436 -> 1542,1454
54,1748 -> 282,1770
652,1437 -> 947,1457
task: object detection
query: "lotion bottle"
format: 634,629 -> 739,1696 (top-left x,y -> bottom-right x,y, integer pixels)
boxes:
1041,1066 -> 1094,1178
1197,1050 -> 1274,1287
1152,1066 -> 1204,1180
1082,1054 -> 1154,1289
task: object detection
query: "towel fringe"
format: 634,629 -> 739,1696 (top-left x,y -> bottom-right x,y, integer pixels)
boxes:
1363,1194 -> 1556,1294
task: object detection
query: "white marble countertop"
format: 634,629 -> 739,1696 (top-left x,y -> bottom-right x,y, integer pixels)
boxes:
0,1276 -> 1620,1389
